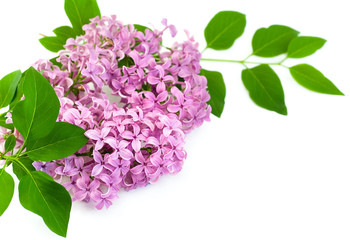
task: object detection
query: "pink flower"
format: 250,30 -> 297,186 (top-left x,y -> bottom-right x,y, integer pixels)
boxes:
119,124 -> 145,152
91,151 -> 108,176
62,107 -> 94,129
161,18 -> 177,37
91,189 -> 118,210
147,64 -> 174,93
81,62 -> 105,88
130,151 -> 149,176
85,127 -> 111,151
167,86 -> 193,118
75,175 -> 100,202
147,151 -> 170,183
158,115 -> 184,137
143,90 -> 169,108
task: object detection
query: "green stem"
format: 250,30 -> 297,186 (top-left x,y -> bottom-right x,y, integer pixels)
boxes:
10,157 -> 31,174
0,158 -> 9,175
279,56 -> 288,64
201,58 -> 243,63
243,53 -> 253,61
0,155 -> 18,175
16,140 -> 27,157
200,57 -> 290,68
279,64 -> 290,69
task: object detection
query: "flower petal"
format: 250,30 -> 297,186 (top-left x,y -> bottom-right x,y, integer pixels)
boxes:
146,137 -> 159,147
104,137 -> 119,150
132,139 -> 141,152
120,130 -> 134,140
147,75 -> 159,85
85,129 -> 101,140
130,165 -> 144,175
93,150 -> 103,164
91,164 -> 104,176
120,148 -> 133,160
167,104 -> 181,113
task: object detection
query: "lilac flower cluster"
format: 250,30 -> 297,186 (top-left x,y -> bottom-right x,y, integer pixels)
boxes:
32,15 -> 211,209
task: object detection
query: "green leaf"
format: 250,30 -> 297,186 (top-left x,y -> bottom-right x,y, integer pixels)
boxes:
12,157 -> 35,181
134,24 -> 151,33
26,122 -> 88,161
0,115 -> 14,130
53,26 -> 76,40
204,11 -> 246,50
12,67 -> 60,140
200,69 -> 226,117
241,64 -> 287,115
39,26 -> 76,53
289,64 -> 343,95
0,169 -> 15,216
252,25 -> 299,57
40,0 -> 100,52
9,73 -> 25,111
39,36 -> 66,53
287,36 -> 326,58
118,56 -> 135,68
50,57 -> 63,68
19,171 -> 72,237
64,0 -> 101,36
0,70 -> 22,109
4,135 -> 16,154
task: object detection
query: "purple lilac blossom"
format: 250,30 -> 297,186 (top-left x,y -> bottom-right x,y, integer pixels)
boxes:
28,15 -> 211,209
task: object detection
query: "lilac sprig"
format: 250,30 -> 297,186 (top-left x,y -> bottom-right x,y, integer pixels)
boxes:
32,15 -> 211,209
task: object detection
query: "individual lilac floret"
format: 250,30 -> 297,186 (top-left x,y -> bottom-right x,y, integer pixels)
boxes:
33,15 -> 211,209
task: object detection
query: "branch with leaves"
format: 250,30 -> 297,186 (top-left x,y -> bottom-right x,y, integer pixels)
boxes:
0,67 -> 88,237
201,11 -> 343,117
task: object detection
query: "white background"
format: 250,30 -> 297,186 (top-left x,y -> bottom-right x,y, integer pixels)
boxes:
1,0 -> 350,239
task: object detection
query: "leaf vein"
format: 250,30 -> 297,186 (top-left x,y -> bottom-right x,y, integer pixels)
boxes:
207,17 -> 244,48
253,31 -> 296,55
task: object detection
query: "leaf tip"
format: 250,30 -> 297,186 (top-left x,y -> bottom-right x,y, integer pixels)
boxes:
335,90 -> 344,96
211,111 -> 223,118
276,105 -> 288,115
280,108 -> 288,116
